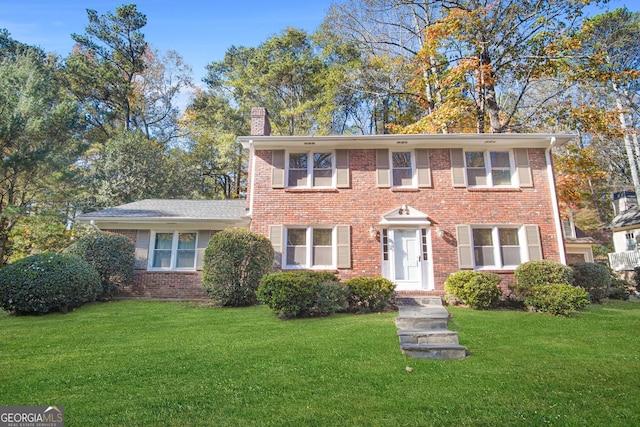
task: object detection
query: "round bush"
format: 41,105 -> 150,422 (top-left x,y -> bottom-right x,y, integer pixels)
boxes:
608,275 -> 631,300
444,271 -> 502,309
65,231 -> 134,300
571,262 -> 611,303
257,271 -> 339,318
203,229 -> 274,307
0,253 -> 101,314
512,260 -> 573,301
310,281 -> 349,317
524,283 -> 590,316
343,277 -> 395,313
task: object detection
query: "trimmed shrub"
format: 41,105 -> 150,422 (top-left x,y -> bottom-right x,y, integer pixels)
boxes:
571,262 -> 611,303
512,260 -> 573,301
524,283 -> 590,316
310,281 -> 350,317
65,231 -> 134,300
257,271 -> 339,319
608,275 -> 631,300
0,253 -> 101,314
443,270 -> 474,302
444,271 -> 503,309
202,229 -> 274,307
343,277 -> 395,313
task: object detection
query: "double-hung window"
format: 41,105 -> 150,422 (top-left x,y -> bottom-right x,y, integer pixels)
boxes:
626,232 -> 637,251
465,150 -> 514,187
472,227 -> 521,269
150,231 -> 197,270
285,227 -> 334,268
287,152 -> 334,188
391,151 -> 415,187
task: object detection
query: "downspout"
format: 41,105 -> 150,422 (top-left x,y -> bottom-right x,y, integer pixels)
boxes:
248,140 -> 256,221
546,137 -> 567,265
89,219 -> 101,231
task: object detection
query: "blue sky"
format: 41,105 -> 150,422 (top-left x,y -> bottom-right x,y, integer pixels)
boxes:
0,0 -> 335,85
1,0 -> 638,87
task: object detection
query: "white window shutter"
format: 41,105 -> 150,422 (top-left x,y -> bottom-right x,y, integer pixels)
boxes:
416,148 -> 431,187
135,230 -> 150,270
376,149 -> 390,188
336,225 -> 351,268
269,225 -> 283,267
450,149 -> 466,187
514,148 -> 533,187
336,149 -> 350,188
456,225 -> 474,269
272,150 -> 285,188
525,225 -> 542,260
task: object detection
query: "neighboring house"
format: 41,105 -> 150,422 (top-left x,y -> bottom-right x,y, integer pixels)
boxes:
607,191 -> 640,272
562,213 -> 595,264
239,108 -> 575,295
77,199 -> 250,298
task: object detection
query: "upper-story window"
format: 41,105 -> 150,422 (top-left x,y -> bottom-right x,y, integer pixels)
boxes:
465,150 -> 514,187
376,148 -> 431,189
287,152 -> 334,188
625,232 -> 637,251
391,151 -> 415,187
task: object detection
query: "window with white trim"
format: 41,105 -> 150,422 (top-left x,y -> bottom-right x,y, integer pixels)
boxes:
465,150 -> 514,187
287,151 -> 334,188
472,226 -> 522,268
391,151 -> 415,187
285,227 -> 334,268
150,231 -> 197,270
625,232 -> 637,251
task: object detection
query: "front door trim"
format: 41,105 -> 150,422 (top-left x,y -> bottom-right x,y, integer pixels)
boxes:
378,206 -> 433,291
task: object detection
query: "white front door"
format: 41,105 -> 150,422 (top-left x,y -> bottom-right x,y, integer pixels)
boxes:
387,228 -> 430,291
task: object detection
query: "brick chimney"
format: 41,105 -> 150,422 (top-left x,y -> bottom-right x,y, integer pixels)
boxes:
250,107 -> 271,136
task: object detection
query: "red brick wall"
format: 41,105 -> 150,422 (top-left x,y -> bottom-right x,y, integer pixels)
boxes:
249,148 -> 561,291
124,271 -> 208,300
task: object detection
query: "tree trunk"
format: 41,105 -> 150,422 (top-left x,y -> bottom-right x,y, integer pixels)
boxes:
614,85 -> 640,196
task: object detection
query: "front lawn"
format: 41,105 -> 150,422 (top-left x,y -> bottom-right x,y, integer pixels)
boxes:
1,300 -> 639,426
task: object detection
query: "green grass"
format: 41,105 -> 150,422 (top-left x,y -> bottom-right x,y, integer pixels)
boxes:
1,300 -> 639,426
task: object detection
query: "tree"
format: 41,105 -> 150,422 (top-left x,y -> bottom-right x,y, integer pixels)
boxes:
130,47 -> 193,144
0,49 -> 82,265
179,93 -> 248,199
327,0 -> 600,134
567,8 -> 640,196
90,130 -> 178,207
66,4 -> 148,141
322,0 -> 428,133
205,28 -> 329,135
0,28 -> 36,59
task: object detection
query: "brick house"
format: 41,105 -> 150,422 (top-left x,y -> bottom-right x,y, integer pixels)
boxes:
239,108 -> 575,295
77,199 -> 249,299
78,108 -> 575,298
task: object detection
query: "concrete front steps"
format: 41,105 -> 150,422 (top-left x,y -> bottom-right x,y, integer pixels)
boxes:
395,297 -> 467,360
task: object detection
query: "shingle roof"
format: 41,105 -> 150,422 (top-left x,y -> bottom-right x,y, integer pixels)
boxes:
607,205 -> 640,230
78,199 -> 248,221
